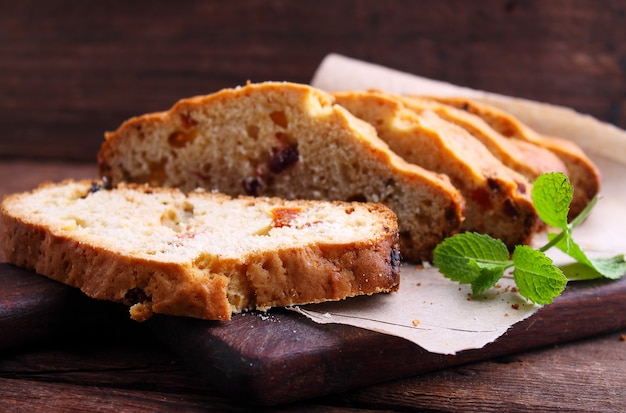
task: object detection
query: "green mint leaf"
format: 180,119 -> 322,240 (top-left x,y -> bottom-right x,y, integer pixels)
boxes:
589,255 -> 626,280
432,171 -> 622,306
513,245 -> 567,304
560,262 -> 605,281
471,265 -> 508,295
531,172 -> 572,229
568,194 -> 599,230
433,232 -> 511,284
560,256 -> 626,281
563,255 -> 626,281
433,237 -> 480,284
547,232 -> 590,265
547,233 -> 626,279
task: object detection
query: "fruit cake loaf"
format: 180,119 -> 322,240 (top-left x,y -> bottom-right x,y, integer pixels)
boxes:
429,96 -> 601,220
334,90 -> 539,250
400,96 -> 568,182
98,81 -> 465,262
1,180 -> 401,321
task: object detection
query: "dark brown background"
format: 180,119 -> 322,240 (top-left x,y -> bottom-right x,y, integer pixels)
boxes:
2,2 -> 626,411
2,0 -> 625,162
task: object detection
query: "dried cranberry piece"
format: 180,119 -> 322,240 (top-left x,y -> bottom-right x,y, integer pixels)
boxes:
269,144 -> 299,174
180,112 -> 198,129
271,207 -> 301,228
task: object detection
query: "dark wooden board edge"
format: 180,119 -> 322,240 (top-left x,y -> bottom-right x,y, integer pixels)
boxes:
147,276 -> 626,405
2,263 -> 625,406
0,264 -> 78,352
0,263 -> 139,353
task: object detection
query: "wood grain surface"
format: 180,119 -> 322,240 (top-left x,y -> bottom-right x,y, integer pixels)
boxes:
2,2 -> 626,410
148,275 -> 626,405
2,0 -> 626,161
0,264 -> 78,352
3,261 -> 624,405
0,258 -> 626,412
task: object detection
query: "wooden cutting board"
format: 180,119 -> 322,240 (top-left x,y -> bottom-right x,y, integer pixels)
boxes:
1,262 -> 625,405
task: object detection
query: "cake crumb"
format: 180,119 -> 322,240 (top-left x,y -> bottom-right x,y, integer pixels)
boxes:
412,319 -> 420,327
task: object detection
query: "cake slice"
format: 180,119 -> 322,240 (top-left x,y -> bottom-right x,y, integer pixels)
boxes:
428,96 -> 601,220
1,180 -> 401,321
334,90 -> 539,250
400,96 -> 568,182
98,81 -> 465,262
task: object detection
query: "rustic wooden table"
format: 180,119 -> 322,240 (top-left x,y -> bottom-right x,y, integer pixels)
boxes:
1,160 -> 625,412
2,1 -> 626,411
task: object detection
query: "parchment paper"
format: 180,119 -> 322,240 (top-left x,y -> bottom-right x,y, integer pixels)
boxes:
290,54 -> 626,355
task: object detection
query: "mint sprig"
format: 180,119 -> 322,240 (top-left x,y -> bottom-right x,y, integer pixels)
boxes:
433,172 -> 626,304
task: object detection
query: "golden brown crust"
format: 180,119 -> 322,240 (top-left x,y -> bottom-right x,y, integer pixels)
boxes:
334,90 -> 539,250
428,96 -> 601,220
98,82 -> 465,262
1,180 -> 400,321
401,96 -> 569,181
1,186 -> 233,320
246,235 -> 400,310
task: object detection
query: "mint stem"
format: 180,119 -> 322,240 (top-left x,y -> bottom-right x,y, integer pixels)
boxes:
538,194 -> 599,253
569,195 -> 599,229
538,229 -> 568,253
